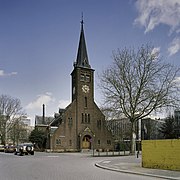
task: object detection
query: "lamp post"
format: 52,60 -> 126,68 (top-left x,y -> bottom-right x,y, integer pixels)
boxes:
137,119 -> 141,158
92,134 -> 95,156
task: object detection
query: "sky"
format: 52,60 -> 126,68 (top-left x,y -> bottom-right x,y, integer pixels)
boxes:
0,0 -> 180,125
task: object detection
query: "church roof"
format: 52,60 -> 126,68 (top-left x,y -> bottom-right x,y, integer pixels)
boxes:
35,115 -> 54,126
74,19 -> 91,69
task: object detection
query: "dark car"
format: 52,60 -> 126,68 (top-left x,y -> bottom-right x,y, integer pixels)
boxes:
14,143 -> 34,156
4,145 -> 16,153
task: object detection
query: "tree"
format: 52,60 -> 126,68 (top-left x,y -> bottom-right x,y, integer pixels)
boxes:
10,120 -> 28,145
142,118 -> 163,140
100,45 -> 180,154
0,94 -> 24,145
29,129 -> 46,150
159,116 -> 177,139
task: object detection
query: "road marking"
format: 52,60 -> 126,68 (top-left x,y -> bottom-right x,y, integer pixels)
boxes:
102,160 -> 111,164
47,156 -> 59,158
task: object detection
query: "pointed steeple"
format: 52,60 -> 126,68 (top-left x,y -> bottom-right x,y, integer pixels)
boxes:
74,16 -> 91,69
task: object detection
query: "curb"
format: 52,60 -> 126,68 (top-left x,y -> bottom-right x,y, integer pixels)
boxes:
95,163 -> 180,180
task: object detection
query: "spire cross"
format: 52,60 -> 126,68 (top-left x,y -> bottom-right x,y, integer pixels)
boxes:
81,12 -> 84,27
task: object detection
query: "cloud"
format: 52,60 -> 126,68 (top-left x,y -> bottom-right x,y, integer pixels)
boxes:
0,70 -> 17,77
168,37 -> 180,56
173,76 -> 180,84
134,0 -> 180,56
174,76 -> 180,81
134,0 -> 180,34
173,76 -> 180,88
151,47 -> 161,59
58,99 -> 70,109
26,92 -> 55,110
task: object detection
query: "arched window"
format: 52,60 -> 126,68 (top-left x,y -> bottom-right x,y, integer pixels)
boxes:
85,97 -> 87,107
82,113 -> 84,123
85,114 -> 87,123
88,114 -> 90,123
56,139 -> 61,145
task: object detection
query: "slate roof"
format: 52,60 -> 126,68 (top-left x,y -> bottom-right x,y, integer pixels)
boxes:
49,109 -> 65,127
74,19 -> 91,69
35,115 -> 54,126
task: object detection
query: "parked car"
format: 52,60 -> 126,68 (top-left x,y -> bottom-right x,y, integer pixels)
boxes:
14,143 -> 34,156
4,145 -> 16,153
0,145 -> 4,152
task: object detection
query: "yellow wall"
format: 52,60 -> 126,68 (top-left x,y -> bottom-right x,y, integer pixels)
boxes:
142,139 -> 180,171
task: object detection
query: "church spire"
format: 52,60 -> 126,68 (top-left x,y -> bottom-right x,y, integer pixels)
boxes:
80,13 -> 84,32
74,16 -> 91,69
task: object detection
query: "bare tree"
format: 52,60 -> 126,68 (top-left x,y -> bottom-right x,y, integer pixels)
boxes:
100,45 -> 180,154
0,94 -> 24,145
9,119 -> 29,145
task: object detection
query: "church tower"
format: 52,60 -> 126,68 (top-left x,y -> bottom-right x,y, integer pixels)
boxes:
49,18 -> 114,152
71,19 -> 94,102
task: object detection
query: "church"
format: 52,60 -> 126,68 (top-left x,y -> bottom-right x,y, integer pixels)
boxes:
46,19 -> 114,152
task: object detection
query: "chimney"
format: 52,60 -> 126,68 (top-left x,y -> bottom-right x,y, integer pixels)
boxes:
42,104 -> 45,124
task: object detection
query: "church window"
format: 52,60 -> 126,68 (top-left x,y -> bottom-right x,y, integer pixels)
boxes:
69,140 -> 72,146
85,97 -> 87,107
68,117 -> 72,127
97,120 -> 101,129
85,75 -> 90,82
82,113 -> 84,123
88,114 -> 90,123
81,113 -> 90,124
81,72 -> 90,82
56,139 -> 61,145
107,140 -> 111,145
98,140 -> 100,145
80,74 -> 85,81
85,114 -> 87,123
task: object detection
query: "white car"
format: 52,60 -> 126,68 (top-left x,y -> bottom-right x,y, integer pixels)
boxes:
14,143 -> 34,156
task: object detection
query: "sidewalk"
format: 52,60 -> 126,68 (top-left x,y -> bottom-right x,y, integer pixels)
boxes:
95,155 -> 180,180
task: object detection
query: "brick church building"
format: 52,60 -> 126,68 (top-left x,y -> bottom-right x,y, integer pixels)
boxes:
46,20 -> 114,152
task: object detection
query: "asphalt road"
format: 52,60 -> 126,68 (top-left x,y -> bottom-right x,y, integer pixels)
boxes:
0,152 -> 159,180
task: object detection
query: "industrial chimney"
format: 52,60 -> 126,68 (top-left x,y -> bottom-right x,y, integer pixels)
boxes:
42,104 -> 45,124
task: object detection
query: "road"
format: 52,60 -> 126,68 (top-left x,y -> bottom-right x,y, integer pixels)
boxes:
0,152 -> 159,180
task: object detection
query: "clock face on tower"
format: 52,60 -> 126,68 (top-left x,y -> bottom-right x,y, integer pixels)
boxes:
82,85 -> 89,93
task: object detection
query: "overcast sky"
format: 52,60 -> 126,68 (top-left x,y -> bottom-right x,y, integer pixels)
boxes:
0,0 -> 180,125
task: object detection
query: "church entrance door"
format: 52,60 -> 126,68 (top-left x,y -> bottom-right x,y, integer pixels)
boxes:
82,135 -> 92,149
